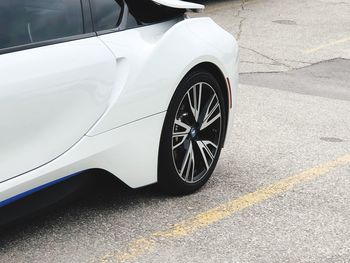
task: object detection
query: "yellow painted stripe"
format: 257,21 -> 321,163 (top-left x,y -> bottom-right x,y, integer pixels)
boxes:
98,154 -> 350,263
305,37 -> 350,53
101,238 -> 155,263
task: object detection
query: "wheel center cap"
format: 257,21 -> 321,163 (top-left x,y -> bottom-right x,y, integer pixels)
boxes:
190,127 -> 198,138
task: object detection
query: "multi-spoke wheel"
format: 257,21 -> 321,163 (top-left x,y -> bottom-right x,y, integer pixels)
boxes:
158,69 -> 226,194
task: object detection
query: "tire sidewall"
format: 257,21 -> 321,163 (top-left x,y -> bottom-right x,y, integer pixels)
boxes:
158,70 -> 227,194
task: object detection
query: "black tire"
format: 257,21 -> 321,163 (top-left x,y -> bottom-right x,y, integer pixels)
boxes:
158,69 -> 226,195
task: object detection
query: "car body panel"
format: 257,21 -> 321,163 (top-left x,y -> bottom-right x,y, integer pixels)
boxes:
88,17 -> 237,136
0,112 -> 167,206
0,38 -> 117,182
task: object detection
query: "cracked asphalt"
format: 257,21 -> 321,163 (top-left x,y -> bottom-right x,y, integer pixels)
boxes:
1,0 -> 350,262
195,0 -> 350,72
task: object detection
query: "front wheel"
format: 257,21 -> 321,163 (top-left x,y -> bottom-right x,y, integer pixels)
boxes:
158,70 -> 227,194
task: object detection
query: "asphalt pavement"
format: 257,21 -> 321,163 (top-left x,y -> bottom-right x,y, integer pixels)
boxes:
1,0 -> 350,262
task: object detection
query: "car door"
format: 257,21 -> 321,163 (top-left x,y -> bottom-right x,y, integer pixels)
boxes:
0,0 -> 118,182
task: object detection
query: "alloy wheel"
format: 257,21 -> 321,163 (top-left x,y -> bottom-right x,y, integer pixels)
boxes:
171,82 -> 222,183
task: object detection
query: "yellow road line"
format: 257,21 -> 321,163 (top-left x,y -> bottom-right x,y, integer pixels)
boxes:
305,37 -> 350,53
99,154 -> 350,263
101,238 -> 155,263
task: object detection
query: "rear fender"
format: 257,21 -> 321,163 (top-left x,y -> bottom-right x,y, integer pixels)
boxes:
88,17 -> 237,136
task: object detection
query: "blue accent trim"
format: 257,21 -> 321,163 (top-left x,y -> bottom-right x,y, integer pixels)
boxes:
0,172 -> 82,208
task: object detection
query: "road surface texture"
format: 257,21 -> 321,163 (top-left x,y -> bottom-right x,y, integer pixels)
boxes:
1,0 -> 350,262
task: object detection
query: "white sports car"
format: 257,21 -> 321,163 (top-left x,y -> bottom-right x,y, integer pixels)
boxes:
0,0 -> 238,208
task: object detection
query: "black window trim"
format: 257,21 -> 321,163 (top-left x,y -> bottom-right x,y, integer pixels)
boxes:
0,0 -> 95,56
82,0 -> 94,33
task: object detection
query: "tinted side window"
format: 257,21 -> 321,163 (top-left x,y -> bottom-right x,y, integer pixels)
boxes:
91,0 -> 124,32
0,0 -> 84,50
126,13 -> 140,29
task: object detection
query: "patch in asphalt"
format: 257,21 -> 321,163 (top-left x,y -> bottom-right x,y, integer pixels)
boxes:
240,58 -> 350,101
272,20 -> 297,25
320,137 -> 345,143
